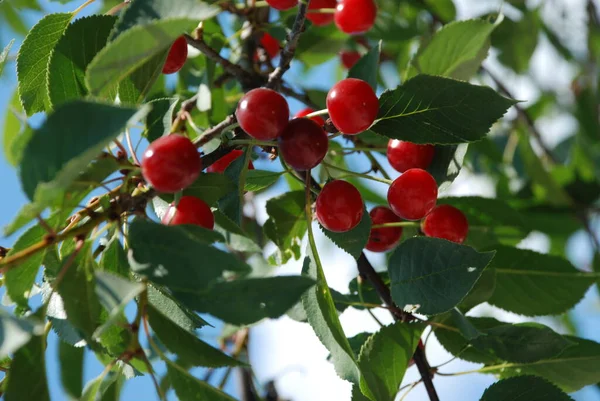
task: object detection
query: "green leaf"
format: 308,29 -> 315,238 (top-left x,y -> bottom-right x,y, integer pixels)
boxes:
422,0 -> 456,22
99,238 -> 130,277
487,245 -> 597,316
47,15 -> 116,108
19,100 -> 146,202
5,336 -> 49,401
118,48 -> 168,105
427,144 -> 468,191
318,208 -> 371,260
213,211 -> 261,253
129,219 -> 248,293
388,237 -> 495,315
0,39 -> 14,78
348,42 -> 381,90
218,153 -> 249,226
244,170 -> 284,192
174,276 -> 315,325
144,97 -> 180,142
480,376 -> 573,401
0,308 -> 43,359
16,12 -> 73,115
302,245 -> 360,383
3,89 -> 27,167
296,23 -> 347,66
147,304 -> 242,367
358,322 -> 424,401
183,173 -> 236,205
263,191 -> 307,264
492,13 -> 539,73
59,342 -> 84,399
459,267 -> 496,312
371,75 -> 515,144
166,359 -> 237,401
411,18 -> 498,79
147,285 -> 210,331
81,372 -> 119,401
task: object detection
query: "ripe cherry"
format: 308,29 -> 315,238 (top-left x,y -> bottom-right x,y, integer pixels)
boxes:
266,0 -> 297,10
387,168 -> 438,221
278,118 -> 328,171
316,180 -> 364,232
142,134 -> 201,193
327,78 -> 378,135
162,36 -> 188,74
294,108 -> 326,126
236,88 -> 289,140
387,140 -> 435,173
207,150 -> 255,173
422,205 -> 469,244
340,50 -> 361,69
306,0 -> 337,26
365,206 -> 403,252
334,0 -> 377,34
260,33 -> 280,59
162,196 -> 214,230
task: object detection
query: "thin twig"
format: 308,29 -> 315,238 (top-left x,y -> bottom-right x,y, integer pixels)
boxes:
125,129 -> 141,166
193,114 -> 237,147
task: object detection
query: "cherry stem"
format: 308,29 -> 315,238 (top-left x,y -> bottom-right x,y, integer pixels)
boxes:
321,161 -> 393,185
371,222 -> 420,229
229,139 -> 275,147
307,7 -> 336,14
304,108 -> 329,118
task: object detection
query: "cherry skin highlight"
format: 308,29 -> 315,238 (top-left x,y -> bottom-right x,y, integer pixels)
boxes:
327,78 -> 379,134
365,206 -> 403,252
141,134 -> 201,194
294,107 -> 326,126
340,50 -> 361,69
162,36 -> 188,74
334,0 -> 377,34
260,33 -> 280,59
207,150 -> 255,173
422,204 -> 469,244
306,0 -> 337,26
278,118 -> 328,171
387,168 -> 438,221
162,196 -> 214,230
316,180 -> 364,232
266,0 -> 297,10
387,139 -> 435,173
236,88 -> 290,140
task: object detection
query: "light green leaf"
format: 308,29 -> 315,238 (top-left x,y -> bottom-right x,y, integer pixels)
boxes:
167,359 -> 237,401
480,376 -> 573,401
3,89 -> 27,167
16,12 -> 73,115
371,75 -> 515,144
389,237 -> 495,315
81,372 -> 119,401
0,308 -> 43,359
0,39 -> 14,78
348,42 -> 381,90
263,191 -> 307,264
144,97 -> 180,142
244,170 -> 284,192
5,335 -> 49,401
318,208 -> 371,260
59,342 -> 84,399
422,0 -> 456,22
118,49 -> 168,105
492,13 -> 539,73
99,238 -> 130,277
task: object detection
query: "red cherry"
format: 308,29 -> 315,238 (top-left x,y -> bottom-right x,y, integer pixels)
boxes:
207,150 -> 255,173
316,180 -> 364,232
387,140 -> 435,173
162,196 -> 214,230
365,206 -> 403,252
306,0 -> 337,26
162,36 -> 188,74
266,0 -> 297,10
422,205 -> 469,244
334,0 -> 377,34
340,50 -> 361,69
327,78 -> 378,135
142,135 -> 201,193
260,33 -> 280,59
236,88 -> 289,140
294,108 -> 326,126
387,169 -> 438,221
278,118 -> 328,171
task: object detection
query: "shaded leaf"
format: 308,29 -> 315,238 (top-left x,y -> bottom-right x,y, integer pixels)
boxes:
244,170 -> 284,192
144,97 -> 179,142
0,308 -> 43,359
59,342 -> 84,399
183,173 -> 236,206
147,285 -> 209,331
5,335 -> 49,401
263,191 -> 307,264
167,359 -> 237,401
318,208 -> 371,260
480,376 -> 573,401
348,42 -> 381,90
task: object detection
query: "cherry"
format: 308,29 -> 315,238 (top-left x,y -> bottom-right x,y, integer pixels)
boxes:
236,88 -> 289,140
266,0 -> 297,10
162,196 -> 214,230
162,36 -> 188,75
278,118 -> 328,171
340,50 -> 361,69
294,108 -> 326,126
260,33 -> 280,59
387,140 -> 435,173
387,168 -> 438,221
365,206 -> 403,252
327,78 -> 378,135
306,0 -> 337,26
334,0 -> 377,34
142,134 -> 201,193
207,150 -> 255,173
316,180 -> 364,232
422,204 -> 469,244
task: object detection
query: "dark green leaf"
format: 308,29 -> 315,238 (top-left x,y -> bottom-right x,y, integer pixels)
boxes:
389,237 -> 495,315
214,211 -> 261,253
0,308 -> 43,359
5,335 -> 49,401
459,267 -> 496,312
348,42 -> 381,90
16,12 -> 73,115
147,285 -> 209,331
371,75 -> 515,144
427,144 -> 468,191
47,15 -> 116,107
318,208 -> 371,260
183,173 -> 236,206
175,276 -> 315,325
480,376 -> 573,401
296,23 -> 346,66
59,342 -> 84,399
358,322 -> 424,401
99,237 -> 130,277
244,170 -> 284,192
0,39 -> 14,78
144,97 -> 180,142
167,360 -> 237,401
263,191 -> 307,264
218,153 -> 249,226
